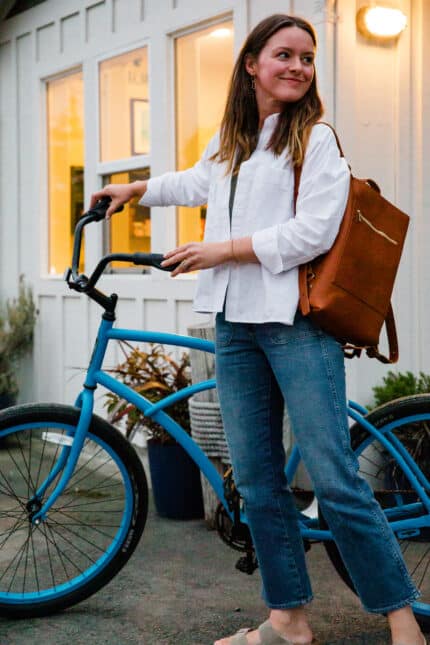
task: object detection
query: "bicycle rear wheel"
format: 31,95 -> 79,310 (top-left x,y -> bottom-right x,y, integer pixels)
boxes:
0,403 -> 148,617
320,395 -> 430,628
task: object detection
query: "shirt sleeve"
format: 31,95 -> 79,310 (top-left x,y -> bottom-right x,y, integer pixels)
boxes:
251,124 -> 350,274
139,133 -> 219,208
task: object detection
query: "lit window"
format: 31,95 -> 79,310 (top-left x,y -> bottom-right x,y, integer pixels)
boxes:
99,48 -> 149,162
103,168 -> 151,270
175,21 -> 233,245
47,70 -> 84,275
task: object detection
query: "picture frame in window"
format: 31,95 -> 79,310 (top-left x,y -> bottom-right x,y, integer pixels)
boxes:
130,98 -> 149,155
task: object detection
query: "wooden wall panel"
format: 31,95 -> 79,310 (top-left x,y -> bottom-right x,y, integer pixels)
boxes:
63,296 -> 89,368
112,0 -> 143,32
36,22 -> 56,61
60,12 -> 81,54
248,0 -> 292,27
85,1 -> 109,43
143,299 -> 171,333
36,295 -> 62,400
176,300 -> 204,336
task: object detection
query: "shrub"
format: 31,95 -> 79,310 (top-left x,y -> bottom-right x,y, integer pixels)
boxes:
372,370 -> 430,408
0,277 -> 37,399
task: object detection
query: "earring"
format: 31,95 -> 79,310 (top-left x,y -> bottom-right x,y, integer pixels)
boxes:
250,75 -> 256,91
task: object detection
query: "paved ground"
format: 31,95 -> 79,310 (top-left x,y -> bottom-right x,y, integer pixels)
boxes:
0,496 -> 426,645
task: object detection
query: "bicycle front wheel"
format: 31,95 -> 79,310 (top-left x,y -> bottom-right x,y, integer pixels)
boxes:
0,403 -> 148,617
320,395 -> 430,628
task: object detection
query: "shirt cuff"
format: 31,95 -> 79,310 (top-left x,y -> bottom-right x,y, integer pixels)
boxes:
252,228 -> 284,274
138,176 -> 163,207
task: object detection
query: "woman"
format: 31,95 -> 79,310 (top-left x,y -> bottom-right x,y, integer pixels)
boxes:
90,14 -> 426,645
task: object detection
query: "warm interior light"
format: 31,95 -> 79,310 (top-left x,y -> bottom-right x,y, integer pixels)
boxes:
210,27 -> 232,38
357,6 -> 407,40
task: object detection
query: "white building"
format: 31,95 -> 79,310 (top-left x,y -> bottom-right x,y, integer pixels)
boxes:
0,0 -> 428,409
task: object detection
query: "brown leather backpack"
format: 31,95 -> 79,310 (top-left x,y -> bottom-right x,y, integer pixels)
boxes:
295,125 -> 409,364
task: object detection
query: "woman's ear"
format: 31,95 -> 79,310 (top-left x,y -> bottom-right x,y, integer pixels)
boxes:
244,53 -> 255,76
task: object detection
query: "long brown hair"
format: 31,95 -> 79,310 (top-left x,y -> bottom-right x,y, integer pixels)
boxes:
215,14 -> 324,174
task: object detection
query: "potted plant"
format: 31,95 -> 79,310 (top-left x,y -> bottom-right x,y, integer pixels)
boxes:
0,277 -> 37,410
105,341 -> 204,520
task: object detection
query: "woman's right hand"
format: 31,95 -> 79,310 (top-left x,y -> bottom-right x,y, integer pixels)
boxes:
89,180 -> 148,218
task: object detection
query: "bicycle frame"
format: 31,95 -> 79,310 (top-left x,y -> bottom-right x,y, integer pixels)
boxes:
32,313 -> 430,541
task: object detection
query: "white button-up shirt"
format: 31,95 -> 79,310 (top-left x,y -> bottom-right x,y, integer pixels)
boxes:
140,115 -> 350,325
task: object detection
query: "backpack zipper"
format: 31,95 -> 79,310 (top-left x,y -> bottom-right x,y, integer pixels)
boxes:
356,210 -> 398,245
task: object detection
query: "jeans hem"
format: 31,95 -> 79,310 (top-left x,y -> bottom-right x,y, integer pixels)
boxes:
264,595 -> 314,610
363,589 -> 420,614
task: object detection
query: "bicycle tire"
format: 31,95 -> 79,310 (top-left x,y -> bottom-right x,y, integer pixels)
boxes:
0,402 -> 148,617
319,394 -> 430,627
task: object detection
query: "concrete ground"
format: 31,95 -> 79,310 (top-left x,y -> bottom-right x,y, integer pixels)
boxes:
0,496 -> 426,645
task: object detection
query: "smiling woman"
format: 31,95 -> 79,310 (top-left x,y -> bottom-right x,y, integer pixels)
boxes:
244,26 -> 315,125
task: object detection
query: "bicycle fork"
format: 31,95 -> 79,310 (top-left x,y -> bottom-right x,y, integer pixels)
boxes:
29,389 -> 96,524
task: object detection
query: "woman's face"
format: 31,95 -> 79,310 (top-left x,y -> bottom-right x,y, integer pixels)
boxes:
245,26 -> 315,120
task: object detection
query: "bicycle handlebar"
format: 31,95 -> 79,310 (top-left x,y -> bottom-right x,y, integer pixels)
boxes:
65,196 -> 180,312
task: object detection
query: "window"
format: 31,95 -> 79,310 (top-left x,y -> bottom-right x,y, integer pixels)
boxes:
99,47 -> 149,162
175,21 -> 233,245
103,168 -> 150,270
47,70 -> 84,275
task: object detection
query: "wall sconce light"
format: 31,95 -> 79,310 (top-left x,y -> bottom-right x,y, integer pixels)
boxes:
356,5 -> 407,42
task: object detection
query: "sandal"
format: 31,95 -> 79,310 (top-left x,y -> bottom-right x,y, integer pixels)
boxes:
228,619 -> 315,645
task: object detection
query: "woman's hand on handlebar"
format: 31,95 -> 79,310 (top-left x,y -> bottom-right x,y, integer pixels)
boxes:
89,180 -> 148,218
162,241 -> 233,277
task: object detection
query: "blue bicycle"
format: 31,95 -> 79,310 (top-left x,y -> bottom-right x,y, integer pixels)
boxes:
1,198 -> 430,625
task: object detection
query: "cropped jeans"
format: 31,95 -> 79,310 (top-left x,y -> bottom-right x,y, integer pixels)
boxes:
215,310 -> 419,613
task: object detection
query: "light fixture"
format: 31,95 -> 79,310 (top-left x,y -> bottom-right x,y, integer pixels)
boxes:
356,5 -> 407,41
209,27 -> 232,38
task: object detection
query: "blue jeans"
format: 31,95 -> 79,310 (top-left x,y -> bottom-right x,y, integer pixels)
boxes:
215,310 -> 419,613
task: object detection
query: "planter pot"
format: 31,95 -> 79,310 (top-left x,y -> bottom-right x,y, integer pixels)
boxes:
147,441 -> 204,520
188,397 -> 230,464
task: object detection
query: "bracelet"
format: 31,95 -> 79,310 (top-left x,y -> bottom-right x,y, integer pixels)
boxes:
231,239 -> 238,262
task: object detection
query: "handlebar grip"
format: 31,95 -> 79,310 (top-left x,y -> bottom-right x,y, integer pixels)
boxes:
87,196 -> 124,221
131,253 -> 180,272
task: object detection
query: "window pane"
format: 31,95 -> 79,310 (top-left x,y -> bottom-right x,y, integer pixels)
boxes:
104,168 -> 151,270
47,70 -> 84,275
100,48 -> 149,162
175,22 -> 233,245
